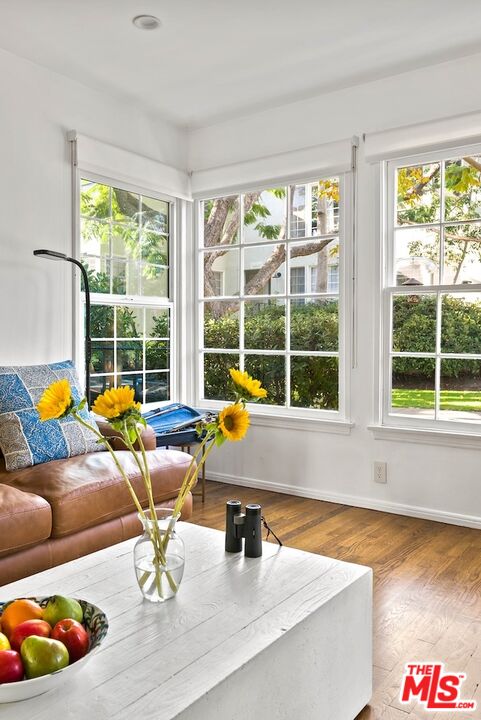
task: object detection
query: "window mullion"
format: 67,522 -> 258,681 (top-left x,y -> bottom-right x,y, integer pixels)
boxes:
435,292 -> 442,420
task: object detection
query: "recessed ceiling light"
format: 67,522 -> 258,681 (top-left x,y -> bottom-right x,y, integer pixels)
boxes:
132,15 -> 161,30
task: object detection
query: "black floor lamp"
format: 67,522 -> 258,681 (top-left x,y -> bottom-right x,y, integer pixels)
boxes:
33,249 -> 91,405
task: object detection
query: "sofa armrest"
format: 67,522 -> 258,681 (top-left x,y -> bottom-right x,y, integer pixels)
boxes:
95,420 -> 157,451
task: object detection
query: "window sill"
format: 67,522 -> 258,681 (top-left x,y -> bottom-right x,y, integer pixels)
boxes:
368,424 -> 481,449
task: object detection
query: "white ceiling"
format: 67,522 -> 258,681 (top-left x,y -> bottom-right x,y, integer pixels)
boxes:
1,0 -> 481,129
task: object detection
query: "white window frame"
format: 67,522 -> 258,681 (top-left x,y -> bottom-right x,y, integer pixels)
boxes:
194,172 -> 352,422
381,141 -> 481,435
74,170 -> 178,409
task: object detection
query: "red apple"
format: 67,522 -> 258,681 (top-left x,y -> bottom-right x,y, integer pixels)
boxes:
51,619 -> 89,663
9,619 -> 51,652
0,650 -> 24,683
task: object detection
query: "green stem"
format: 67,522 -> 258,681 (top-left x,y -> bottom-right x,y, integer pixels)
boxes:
135,428 -> 178,595
74,412 -> 171,598
162,438 -> 216,556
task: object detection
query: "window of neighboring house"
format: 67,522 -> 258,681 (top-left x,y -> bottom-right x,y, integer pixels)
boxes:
290,267 -> 306,307
212,270 -> 224,296
80,178 -> 174,405
198,177 -> 344,414
384,148 -> 481,429
311,264 -> 339,293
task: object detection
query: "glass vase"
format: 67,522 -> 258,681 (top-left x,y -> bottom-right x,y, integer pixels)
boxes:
133,507 -> 185,603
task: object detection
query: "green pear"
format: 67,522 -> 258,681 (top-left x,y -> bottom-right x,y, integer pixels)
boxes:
43,595 -> 83,627
21,636 -> 69,678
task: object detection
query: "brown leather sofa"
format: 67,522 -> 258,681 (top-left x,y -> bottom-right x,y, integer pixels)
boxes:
0,422 -> 195,586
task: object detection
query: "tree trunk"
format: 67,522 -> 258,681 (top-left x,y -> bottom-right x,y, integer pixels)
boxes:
315,191 -> 329,292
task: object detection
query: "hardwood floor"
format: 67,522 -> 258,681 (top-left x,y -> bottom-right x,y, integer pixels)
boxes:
189,481 -> 481,719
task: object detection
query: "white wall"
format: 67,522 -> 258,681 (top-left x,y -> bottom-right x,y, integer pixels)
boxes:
188,52 -> 481,528
0,48 -> 186,367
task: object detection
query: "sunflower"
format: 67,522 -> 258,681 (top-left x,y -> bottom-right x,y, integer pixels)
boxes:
37,379 -> 73,421
218,403 -> 250,442
92,386 -> 141,421
229,369 -> 267,400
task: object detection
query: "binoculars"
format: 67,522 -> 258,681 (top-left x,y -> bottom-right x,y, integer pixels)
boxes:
225,500 -> 262,558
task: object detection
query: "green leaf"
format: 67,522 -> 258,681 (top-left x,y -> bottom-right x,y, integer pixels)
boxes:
215,431 -> 226,447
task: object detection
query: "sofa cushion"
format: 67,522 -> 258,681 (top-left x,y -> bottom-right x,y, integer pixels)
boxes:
0,484 -> 52,558
0,360 -> 101,471
2,448 -> 193,538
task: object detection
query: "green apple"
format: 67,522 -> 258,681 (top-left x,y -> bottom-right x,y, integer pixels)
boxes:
42,595 -> 83,626
20,636 -> 69,678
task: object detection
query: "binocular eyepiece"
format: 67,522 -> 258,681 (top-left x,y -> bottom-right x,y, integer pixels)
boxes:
225,500 -> 262,558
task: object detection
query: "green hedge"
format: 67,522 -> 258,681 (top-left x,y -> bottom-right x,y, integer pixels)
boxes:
203,296 -> 481,405
392,295 -> 481,382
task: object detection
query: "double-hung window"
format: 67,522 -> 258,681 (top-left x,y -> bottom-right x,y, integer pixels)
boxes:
383,146 -> 481,430
79,178 -> 174,406
197,177 -> 346,416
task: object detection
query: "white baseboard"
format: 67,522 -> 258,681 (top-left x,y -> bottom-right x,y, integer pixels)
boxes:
206,470 -> 481,530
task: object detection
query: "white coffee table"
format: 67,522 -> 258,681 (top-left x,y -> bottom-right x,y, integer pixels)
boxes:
0,523 -> 372,720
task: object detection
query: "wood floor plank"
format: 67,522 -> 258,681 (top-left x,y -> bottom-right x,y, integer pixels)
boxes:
191,481 -> 481,720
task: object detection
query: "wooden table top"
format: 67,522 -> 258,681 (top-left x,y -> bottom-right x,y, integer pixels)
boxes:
1,523 -> 371,720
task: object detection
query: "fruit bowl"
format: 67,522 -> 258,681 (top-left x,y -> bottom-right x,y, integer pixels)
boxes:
0,596 -> 108,703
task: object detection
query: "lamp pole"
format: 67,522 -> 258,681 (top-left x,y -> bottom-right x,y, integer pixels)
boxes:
33,249 -> 91,405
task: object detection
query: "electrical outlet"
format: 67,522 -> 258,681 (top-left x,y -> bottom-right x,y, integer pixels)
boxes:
374,461 -> 387,484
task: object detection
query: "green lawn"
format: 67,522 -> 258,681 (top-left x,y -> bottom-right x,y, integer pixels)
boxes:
392,389 -> 481,412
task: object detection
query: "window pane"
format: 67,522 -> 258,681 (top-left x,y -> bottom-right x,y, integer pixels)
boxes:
141,264 -> 169,297
112,258 -> 140,295
244,300 -> 285,351
243,245 -> 285,295
117,341 -> 143,373
243,188 -> 286,244
290,239 -> 339,293
203,302 -> 240,350
444,156 -> 481,221
81,219 -> 110,257
119,374 -> 143,403
291,356 -> 338,410
111,224 -> 139,261
146,308 -> 169,338
392,295 -> 436,353
111,187 -> 140,223
83,256 -> 111,294
203,248 -> 239,297
441,293 -> 481,354
91,305 -> 114,338
289,179 -> 339,238
203,353 -> 239,400
290,266 -> 305,295
439,359 -> 481,420
90,342 -> 114,374
146,341 -> 169,370
145,372 -> 169,403
396,163 -> 440,226
141,197 -> 169,235
391,357 -> 435,418
116,307 -> 143,338
141,231 -> 168,266
290,299 -> 338,351
289,184 -> 306,238
90,375 -> 114,403
443,223 -> 481,284
394,228 -> 440,286
80,180 -> 110,219
244,355 -> 285,405
203,195 -> 240,247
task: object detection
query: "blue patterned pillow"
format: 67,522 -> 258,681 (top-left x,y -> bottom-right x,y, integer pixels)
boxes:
0,361 -> 101,471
